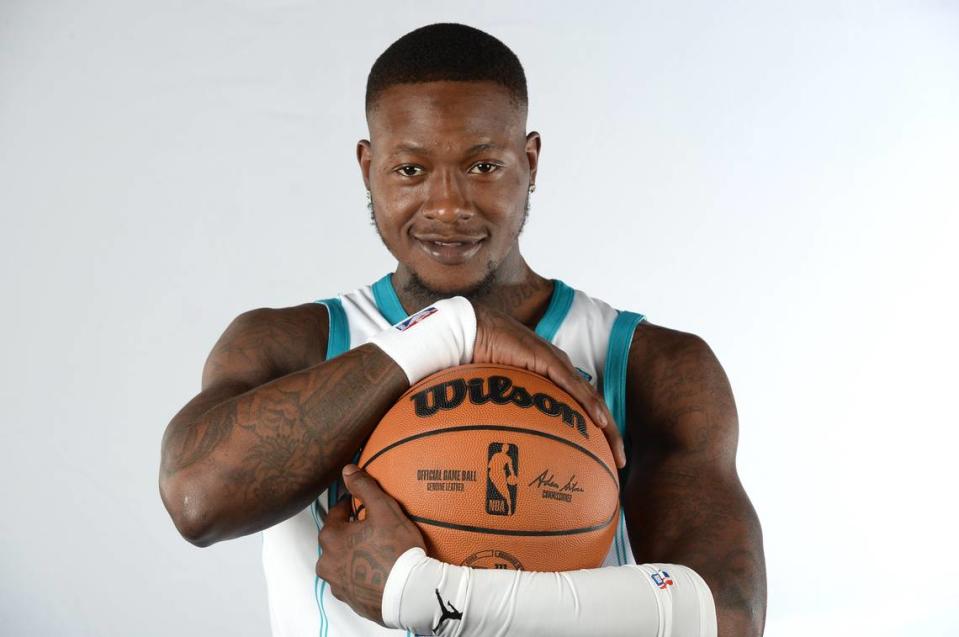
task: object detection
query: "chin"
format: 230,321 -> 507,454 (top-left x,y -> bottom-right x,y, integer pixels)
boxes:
409,263 -> 497,299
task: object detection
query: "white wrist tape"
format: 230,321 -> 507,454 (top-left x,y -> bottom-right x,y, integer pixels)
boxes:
382,547 -> 717,637
367,297 -> 476,385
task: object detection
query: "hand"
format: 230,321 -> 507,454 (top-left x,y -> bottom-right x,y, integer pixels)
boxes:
316,464 -> 426,626
471,303 -> 626,468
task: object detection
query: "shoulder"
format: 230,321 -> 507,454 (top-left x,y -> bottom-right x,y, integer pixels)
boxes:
201,302 -> 330,390
625,320 -> 738,461
627,320 -> 713,374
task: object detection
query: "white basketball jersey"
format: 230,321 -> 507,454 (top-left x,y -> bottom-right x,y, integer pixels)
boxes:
261,274 -> 646,637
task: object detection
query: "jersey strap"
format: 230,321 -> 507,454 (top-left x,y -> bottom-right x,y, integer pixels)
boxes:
603,310 -> 646,435
372,273 -> 409,324
534,279 -> 575,342
316,297 -> 350,359
602,309 -> 646,566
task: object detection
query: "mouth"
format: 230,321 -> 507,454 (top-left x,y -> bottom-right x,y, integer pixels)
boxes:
413,235 -> 486,265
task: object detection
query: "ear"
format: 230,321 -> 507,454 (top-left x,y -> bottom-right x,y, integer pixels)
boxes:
356,139 -> 373,190
524,132 -> 542,188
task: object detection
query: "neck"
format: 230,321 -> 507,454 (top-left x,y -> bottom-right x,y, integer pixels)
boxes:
392,252 -> 553,329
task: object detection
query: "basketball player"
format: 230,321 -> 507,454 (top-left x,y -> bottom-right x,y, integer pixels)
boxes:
159,23 -> 766,637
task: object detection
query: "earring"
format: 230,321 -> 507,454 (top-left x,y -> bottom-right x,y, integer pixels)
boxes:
365,190 -> 372,204
528,183 -> 536,194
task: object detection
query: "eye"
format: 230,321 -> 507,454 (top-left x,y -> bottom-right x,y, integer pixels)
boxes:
395,165 -> 424,177
469,162 -> 501,175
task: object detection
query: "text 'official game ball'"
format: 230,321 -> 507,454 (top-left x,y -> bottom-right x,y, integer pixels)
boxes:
353,363 -> 620,571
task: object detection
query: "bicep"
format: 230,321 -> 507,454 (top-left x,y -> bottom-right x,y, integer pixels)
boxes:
201,305 -> 329,391
620,325 -> 743,558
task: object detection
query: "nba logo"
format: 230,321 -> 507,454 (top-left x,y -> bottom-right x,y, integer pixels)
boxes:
395,306 -> 438,331
486,443 -> 519,516
651,570 -> 674,590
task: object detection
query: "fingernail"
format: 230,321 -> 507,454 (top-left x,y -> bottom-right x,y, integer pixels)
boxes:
343,464 -> 360,477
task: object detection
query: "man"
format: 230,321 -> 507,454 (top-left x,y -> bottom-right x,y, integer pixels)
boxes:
159,23 -> 766,637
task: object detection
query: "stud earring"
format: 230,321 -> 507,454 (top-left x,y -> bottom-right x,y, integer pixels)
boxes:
528,183 -> 536,194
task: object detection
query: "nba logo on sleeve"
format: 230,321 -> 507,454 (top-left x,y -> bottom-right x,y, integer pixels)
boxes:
395,306 -> 438,331
651,569 -> 673,590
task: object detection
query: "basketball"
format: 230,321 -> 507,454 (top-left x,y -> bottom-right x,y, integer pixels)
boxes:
353,363 -> 620,572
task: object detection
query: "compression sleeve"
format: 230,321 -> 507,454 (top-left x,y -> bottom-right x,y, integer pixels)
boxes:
382,547 -> 717,637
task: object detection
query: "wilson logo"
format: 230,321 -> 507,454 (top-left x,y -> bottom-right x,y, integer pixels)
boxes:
409,375 -> 588,439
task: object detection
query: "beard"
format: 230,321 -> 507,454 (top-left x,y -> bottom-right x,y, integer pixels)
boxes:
402,261 -> 499,303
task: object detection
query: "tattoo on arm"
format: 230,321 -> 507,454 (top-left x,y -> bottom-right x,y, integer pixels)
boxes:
161,341 -> 407,540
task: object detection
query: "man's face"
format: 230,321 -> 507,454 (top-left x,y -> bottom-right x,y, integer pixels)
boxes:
358,81 -> 540,296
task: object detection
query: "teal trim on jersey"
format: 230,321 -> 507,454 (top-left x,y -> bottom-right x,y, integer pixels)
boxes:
316,297 -> 351,359
312,298 -> 352,636
310,500 -> 330,637
534,280 -> 574,342
617,507 -> 629,565
603,310 -> 646,437
372,273 -> 409,324
603,310 -> 646,565
371,274 -> 575,342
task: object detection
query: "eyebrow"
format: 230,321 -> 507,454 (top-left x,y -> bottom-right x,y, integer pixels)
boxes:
390,142 -> 500,157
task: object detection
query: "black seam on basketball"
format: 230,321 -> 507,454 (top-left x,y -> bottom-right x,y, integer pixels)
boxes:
359,424 -> 618,484
407,509 -> 618,536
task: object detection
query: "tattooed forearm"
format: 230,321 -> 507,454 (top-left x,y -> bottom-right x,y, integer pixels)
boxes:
159,343 -> 408,545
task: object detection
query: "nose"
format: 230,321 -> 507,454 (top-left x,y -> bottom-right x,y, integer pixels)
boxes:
421,170 -> 473,223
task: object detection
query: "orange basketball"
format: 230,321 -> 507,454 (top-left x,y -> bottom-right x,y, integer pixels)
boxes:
353,363 -> 620,571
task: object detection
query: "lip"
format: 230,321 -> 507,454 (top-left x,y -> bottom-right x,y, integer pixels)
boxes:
413,235 -> 486,265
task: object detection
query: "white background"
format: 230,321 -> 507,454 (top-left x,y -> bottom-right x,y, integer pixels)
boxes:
1,1 -> 957,635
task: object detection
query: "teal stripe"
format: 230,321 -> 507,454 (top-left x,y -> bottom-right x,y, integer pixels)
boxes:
614,513 -> 624,566
603,310 -> 645,565
312,297 -> 352,636
315,297 -> 351,359
618,511 -> 629,565
534,280 -> 574,342
371,273 -> 409,324
613,524 -> 623,565
310,501 -> 329,637
603,310 -> 646,437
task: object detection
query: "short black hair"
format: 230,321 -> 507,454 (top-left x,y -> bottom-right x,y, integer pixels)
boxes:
365,23 -> 528,114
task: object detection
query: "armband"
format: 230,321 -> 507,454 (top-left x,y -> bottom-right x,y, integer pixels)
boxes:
367,296 -> 476,385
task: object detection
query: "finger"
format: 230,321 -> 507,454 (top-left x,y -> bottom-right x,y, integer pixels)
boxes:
342,464 -> 396,515
539,346 -> 625,468
540,344 -> 610,430
325,498 -> 352,527
601,420 -> 627,469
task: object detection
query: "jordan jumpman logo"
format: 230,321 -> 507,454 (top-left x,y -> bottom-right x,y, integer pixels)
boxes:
432,589 -> 463,632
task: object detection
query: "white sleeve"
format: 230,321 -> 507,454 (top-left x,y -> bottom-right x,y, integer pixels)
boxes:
381,547 -> 717,637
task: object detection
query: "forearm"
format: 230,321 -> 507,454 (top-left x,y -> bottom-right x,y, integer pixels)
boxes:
672,496 -> 765,637
629,475 -> 767,637
160,344 -> 407,545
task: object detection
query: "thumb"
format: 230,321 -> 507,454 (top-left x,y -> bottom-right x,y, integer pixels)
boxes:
342,465 -> 390,513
